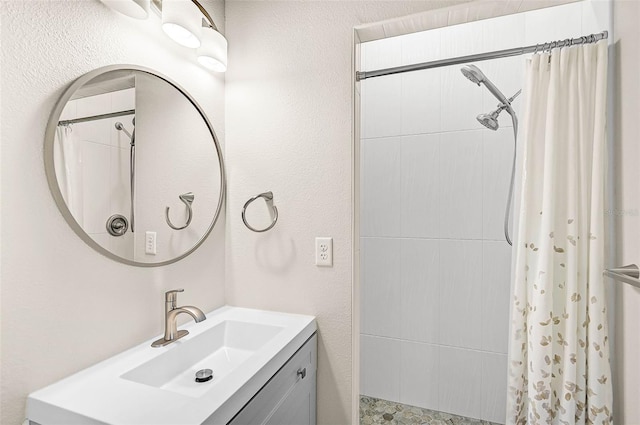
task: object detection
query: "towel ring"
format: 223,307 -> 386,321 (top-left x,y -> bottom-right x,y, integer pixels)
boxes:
166,192 -> 194,230
242,191 -> 278,233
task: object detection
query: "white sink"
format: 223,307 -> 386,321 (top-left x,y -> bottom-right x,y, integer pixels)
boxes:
27,306 -> 316,425
121,320 -> 285,398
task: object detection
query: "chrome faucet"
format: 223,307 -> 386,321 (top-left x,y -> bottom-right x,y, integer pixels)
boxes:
151,289 -> 206,347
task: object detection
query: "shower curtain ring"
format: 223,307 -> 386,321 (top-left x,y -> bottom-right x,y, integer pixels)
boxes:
165,192 -> 194,230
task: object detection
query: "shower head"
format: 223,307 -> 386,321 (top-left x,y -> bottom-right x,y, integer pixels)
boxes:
460,64 -> 484,85
477,110 -> 501,131
475,89 -> 522,131
460,64 -> 509,105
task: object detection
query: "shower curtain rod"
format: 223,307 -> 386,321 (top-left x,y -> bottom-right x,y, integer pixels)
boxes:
58,109 -> 135,126
356,30 -> 608,81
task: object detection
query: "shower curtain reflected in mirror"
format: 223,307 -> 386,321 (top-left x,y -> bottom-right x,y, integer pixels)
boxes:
54,125 -> 83,224
507,40 -> 612,425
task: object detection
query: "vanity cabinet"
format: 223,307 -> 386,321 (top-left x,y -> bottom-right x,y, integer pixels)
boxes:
27,307 -> 317,425
227,334 -> 317,425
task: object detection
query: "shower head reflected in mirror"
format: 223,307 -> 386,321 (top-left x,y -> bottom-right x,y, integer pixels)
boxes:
115,122 -> 132,139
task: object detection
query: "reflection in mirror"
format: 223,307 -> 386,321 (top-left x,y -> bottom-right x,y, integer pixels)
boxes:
48,67 -> 224,266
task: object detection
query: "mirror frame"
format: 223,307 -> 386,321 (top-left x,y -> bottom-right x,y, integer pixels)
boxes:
44,64 -> 226,267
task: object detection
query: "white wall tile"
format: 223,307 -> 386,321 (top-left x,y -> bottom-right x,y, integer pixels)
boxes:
439,240 -> 483,349
361,137 -> 401,237
75,92 -> 113,117
111,88 -> 136,111
362,36 -> 402,72
400,341 -> 439,410
110,146 -> 130,219
400,239 -> 439,343
400,133 -> 440,238
439,131 -> 483,240
524,2 -> 583,45
441,66 -> 484,132
362,74 -> 402,138
581,0 -> 611,35
481,352 -> 508,424
60,100 -> 77,121
401,68 -> 441,135
361,237 -> 402,338
73,119 -> 111,146
440,19 -> 484,59
438,346 -> 482,419
482,240 -> 512,354
360,335 -> 401,402
81,141 -> 111,234
401,27 -> 441,66
482,12 -> 526,52
110,231 -> 134,259
483,127 -> 515,241
89,232 -> 110,247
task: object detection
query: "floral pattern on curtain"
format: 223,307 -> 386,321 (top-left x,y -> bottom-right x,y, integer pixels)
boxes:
506,40 -> 612,425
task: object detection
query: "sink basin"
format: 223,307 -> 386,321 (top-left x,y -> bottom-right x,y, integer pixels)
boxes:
121,320 -> 284,398
27,306 -> 316,425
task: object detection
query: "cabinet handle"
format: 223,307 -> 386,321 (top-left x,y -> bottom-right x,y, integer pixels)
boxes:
297,367 -> 306,379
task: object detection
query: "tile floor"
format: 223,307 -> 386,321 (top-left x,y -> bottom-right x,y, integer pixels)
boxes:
359,396 -> 500,425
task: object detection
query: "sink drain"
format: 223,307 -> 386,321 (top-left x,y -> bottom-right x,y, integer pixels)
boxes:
195,369 -> 213,383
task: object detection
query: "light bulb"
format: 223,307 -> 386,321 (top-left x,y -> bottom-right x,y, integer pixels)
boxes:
162,0 -> 201,48
197,28 -> 227,72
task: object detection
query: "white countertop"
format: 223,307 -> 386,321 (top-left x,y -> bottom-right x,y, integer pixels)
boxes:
27,306 -> 317,425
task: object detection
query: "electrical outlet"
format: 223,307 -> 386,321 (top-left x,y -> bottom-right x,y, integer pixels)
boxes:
315,237 -> 333,267
145,231 -> 157,255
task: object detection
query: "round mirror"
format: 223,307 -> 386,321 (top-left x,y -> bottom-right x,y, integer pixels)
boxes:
44,65 -> 225,266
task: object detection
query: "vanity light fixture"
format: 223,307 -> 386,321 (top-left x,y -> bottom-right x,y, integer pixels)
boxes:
161,0 -> 202,48
100,0 -> 228,73
198,27 -> 228,72
100,0 -> 150,19
191,0 -> 227,72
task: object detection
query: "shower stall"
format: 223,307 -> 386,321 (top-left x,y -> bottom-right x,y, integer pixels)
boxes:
357,1 -> 610,424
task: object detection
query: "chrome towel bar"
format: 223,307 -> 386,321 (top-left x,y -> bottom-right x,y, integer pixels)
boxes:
604,264 -> 640,289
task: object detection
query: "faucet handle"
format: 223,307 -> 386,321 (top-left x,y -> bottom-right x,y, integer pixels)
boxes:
165,289 -> 184,304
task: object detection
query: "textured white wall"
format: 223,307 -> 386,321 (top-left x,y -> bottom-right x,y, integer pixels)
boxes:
224,2 -> 470,424
0,1 -> 225,424
613,0 -> 640,422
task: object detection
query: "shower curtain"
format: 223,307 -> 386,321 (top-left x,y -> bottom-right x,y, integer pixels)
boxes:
54,125 -> 82,223
506,40 -> 612,425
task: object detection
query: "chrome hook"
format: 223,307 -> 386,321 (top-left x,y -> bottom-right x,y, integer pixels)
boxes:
242,191 -> 278,233
165,192 -> 194,230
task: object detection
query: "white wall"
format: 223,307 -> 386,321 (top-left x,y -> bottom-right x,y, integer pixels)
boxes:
0,2 -> 225,424
223,2 -> 472,424
359,1 -> 610,423
612,0 -> 640,422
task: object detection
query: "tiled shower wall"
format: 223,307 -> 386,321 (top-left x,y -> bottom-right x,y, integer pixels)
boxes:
59,88 -> 136,259
359,1 -> 610,423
